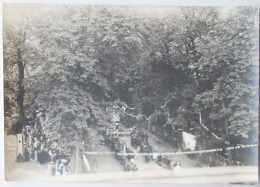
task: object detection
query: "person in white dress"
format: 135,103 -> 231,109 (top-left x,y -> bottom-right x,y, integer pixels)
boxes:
174,161 -> 182,175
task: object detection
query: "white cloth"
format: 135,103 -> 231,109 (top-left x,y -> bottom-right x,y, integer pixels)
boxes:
182,131 -> 196,151
174,165 -> 182,175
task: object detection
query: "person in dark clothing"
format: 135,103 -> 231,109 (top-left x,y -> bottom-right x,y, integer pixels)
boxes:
158,155 -> 162,163
220,141 -> 230,165
145,155 -> 150,163
38,149 -> 51,164
24,147 -> 30,162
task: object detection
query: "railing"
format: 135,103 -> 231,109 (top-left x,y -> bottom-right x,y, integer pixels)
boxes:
84,143 -> 258,156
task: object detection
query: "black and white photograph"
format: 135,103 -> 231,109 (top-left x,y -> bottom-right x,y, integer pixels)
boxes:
2,1 -> 259,184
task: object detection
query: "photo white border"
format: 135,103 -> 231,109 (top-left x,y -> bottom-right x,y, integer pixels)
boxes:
0,1 -> 259,187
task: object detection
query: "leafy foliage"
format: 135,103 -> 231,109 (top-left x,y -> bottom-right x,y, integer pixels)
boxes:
3,5 -> 258,152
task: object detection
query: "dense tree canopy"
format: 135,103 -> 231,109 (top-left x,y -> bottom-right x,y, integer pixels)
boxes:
3,5 -> 259,152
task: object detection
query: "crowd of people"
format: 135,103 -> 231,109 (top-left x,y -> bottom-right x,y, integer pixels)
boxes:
22,124 -> 183,176
23,126 -> 51,163
105,136 -> 138,172
23,125 -> 71,176
48,159 -> 70,176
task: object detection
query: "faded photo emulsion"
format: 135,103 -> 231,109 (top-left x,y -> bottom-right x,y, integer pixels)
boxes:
3,3 -> 259,184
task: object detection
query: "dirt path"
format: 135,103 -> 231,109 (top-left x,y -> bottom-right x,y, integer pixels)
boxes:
86,130 -> 123,173
142,129 -> 198,168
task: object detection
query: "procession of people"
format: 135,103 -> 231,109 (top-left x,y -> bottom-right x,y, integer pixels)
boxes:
22,123 -> 184,176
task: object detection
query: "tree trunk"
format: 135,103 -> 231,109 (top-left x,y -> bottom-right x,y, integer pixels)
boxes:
222,100 -> 229,136
15,47 -> 25,162
148,118 -> 151,131
70,145 -> 84,174
199,109 -> 202,125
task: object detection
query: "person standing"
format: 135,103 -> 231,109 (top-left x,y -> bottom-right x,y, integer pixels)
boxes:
48,161 -> 56,176
55,160 -> 61,177
24,147 -> 30,162
174,161 -> 182,175
93,160 -> 97,173
59,161 -> 65,176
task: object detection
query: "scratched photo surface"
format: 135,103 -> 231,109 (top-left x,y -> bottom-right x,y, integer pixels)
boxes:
3,3 -> 259,184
